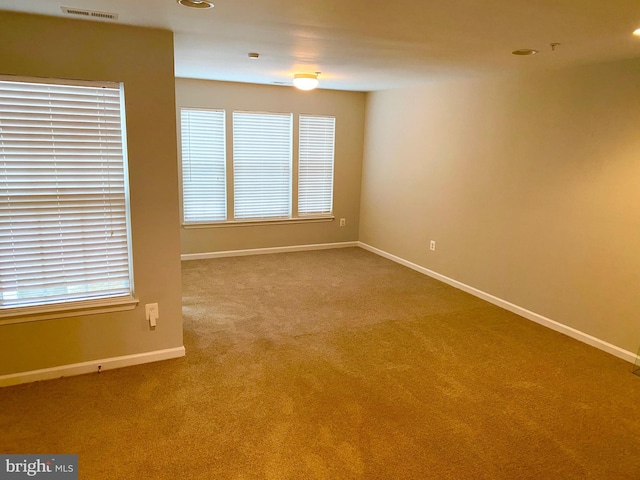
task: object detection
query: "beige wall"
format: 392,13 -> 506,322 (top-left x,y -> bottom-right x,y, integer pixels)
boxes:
0,12 -> 183,375
361,59 -> 640,353
176,79 -> 365,254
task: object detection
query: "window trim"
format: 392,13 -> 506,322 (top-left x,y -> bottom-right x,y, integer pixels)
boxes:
0,296 -> 139,325
182,215 -> 335,229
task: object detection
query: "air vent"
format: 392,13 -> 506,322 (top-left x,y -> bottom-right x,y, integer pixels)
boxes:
61,6 -> 118,20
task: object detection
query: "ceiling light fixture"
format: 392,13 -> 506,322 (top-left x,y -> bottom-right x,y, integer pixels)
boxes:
512,49 -> 538,56
634,28 -> 640,36
293,73 -> 319,91
248,52 -> 260,60
177,0 -> 214,9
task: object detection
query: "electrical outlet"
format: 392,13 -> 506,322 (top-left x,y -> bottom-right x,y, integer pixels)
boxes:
145,303 -> 159,327
339,218 -> 346,227
429,240 -> 436,251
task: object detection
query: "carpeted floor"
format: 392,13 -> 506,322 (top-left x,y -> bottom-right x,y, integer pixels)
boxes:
1,247 -> 640,479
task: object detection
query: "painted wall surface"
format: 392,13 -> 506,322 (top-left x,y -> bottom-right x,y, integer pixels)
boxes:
176,79 -> 365,254
0,12 -> 183,375
361,59 -> 640,353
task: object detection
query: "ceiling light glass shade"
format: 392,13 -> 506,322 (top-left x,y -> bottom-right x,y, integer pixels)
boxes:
177,0 -> 214,9
293,73 -> 319,90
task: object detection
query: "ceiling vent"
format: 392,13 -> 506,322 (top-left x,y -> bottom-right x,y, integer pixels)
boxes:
61,6 -> 118,20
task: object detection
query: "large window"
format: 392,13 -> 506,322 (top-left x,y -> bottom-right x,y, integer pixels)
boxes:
179,108 -> 336,224
233,111 -> 292,220
298,115 -> 335,215
0,76 -> 134,313
181,108 -> 226,222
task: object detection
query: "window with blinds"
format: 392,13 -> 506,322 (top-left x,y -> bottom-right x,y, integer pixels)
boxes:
0,76 -> 133,311
232,111 -> 292,220
180,108 -> 226,223
298,115 -> 335,215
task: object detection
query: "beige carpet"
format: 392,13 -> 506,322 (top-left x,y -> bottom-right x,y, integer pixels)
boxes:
2,247 -> 640,479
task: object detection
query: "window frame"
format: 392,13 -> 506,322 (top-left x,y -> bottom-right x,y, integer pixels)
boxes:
298,114 -> 336,217
178,109 -> 336,228
180,107 -> 227,224
0,74 -> 138,324
232,110 -> 293,221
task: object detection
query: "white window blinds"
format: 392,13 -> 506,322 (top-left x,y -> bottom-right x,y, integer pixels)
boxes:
298,115 -> 335,215
232,111 -> 292,219
0,77 -> 133,310
180,108 -> 226,223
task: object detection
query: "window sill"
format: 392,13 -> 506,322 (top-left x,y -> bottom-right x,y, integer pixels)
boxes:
0,297 -> 139,326
183,215 -> 335,229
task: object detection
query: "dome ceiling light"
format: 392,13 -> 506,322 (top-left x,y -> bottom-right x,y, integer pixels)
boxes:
293,73 -> 319,91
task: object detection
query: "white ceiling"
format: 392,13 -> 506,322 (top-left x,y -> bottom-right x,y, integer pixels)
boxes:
2,0 -> 640,91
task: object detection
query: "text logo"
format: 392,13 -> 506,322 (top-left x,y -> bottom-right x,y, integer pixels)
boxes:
0,455 -> 77,479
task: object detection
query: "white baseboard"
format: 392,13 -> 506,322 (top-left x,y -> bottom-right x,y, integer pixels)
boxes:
181,241 -> 359,261
0,346 -> 186,388
358,242 -> 636,364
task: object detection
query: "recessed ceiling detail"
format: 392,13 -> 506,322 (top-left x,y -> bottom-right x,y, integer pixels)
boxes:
512,49 -> 539,56
177,0 -> 214,9
60,6 -> 118,20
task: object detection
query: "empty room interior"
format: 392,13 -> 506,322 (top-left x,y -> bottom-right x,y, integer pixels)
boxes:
1,1 -> 640,478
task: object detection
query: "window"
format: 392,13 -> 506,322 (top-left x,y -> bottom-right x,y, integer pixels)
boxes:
298,115 -> 335,215
178,109 -> 335,224
181,108 -> 226,223
0,76 -> 134,313
233,111 -> 292,220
